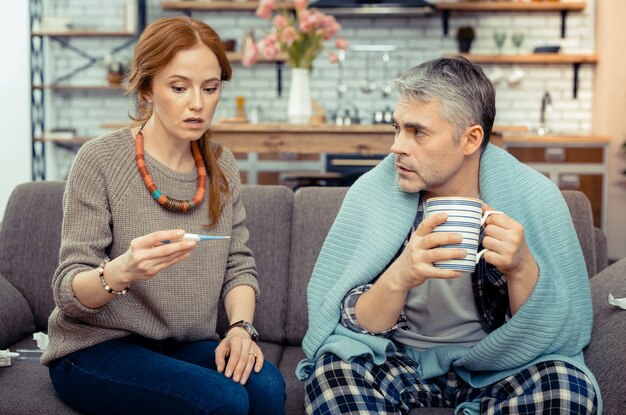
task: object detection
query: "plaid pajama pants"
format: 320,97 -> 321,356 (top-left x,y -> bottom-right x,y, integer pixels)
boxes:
305,352 -> 597,415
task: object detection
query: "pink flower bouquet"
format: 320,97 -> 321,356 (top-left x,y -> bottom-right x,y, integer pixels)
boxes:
246,0 -> 348,69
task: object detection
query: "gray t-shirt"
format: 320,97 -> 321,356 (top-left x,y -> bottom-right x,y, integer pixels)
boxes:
392,272 -> 489,350
392,201 -> 489,351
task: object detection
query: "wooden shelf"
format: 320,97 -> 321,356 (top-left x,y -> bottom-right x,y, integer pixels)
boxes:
34,137 -> 91,144
437,1 -> 586,38
458,53 -> 598,64
32,30 -> 135,37
501,134 -> 611,144
33,84 -> 126,91
457,53 -> 597,98
226,51 -> 288,63
161,1 -> 293,12
436,1 -> 586,13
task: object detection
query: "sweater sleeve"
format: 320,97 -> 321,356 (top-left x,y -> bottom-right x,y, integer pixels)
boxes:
52,141 -> 113,319
219,149 -> 259,300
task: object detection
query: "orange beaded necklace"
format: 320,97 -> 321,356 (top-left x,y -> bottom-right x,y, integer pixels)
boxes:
135,125 -> 207,212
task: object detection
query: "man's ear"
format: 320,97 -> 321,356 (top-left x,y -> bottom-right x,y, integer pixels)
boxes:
461,124 -> 484,156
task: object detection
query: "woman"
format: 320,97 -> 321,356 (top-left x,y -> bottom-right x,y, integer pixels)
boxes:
42,17 -> 285,414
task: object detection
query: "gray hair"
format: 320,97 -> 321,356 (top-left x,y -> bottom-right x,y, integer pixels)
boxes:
394,56 -> 496,150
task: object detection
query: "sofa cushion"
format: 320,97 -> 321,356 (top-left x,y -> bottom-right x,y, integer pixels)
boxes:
286,187 -> 348,345
216,185 -> 293,344
593,227 -> 608,273
585,257 -> 626,414
0,182 -> 65,330
0,337 -> 80,415
0,274 -> 35,349
279,346 -> 307,415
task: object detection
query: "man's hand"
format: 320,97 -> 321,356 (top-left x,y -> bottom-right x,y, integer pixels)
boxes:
383,211 -> 467,292
356,211 -> 467,333
480,204 -> 538,283
481,204 -> 539,314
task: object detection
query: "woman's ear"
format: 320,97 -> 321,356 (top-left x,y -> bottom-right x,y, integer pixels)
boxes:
462,125 -> 484,156
139,88 -> 153,104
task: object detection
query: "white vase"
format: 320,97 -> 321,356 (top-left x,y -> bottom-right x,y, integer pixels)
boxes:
287,68 -> 312,125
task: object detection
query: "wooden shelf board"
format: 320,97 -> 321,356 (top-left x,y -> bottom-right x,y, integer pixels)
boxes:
161,1 -> 293,11
100,123 -> 524,134
55,125 -> 607,155
502,134 -> 611,144
457,53 -> 598,64
33,84 -> 126,91
226,51 -> 288,63
32,30 -> 135,37
35,137 -> 91,144
436,1 -> 586,12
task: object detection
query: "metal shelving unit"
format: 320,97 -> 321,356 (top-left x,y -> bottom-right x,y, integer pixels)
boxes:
29,0 -> 146,180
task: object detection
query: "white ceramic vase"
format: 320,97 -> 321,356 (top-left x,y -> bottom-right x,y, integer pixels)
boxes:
287,68 -> 312,125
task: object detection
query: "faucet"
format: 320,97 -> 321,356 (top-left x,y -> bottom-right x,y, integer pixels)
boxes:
537,91 -> 553,135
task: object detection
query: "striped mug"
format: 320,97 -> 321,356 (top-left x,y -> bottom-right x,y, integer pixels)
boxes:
425,197 -> 502,272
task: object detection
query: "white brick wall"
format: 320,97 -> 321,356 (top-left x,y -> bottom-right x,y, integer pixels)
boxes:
38,0 -> 596,179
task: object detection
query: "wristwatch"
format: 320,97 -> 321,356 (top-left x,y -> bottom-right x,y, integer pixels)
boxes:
225,320 -> 259,341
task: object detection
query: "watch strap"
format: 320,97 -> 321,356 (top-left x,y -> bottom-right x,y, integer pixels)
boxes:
225,320 -> 258,341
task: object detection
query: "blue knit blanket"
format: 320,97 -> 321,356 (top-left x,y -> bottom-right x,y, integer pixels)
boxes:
296,144 -> 601,413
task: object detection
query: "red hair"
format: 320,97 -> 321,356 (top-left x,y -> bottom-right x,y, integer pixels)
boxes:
126,17 -> 233,226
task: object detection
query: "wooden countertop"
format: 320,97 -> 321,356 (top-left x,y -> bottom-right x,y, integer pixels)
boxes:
98,122 -> 609,154
497,133 -> 611,144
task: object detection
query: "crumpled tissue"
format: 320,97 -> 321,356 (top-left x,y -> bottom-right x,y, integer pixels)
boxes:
608,293 -> 626,310
33,332 -> 49,350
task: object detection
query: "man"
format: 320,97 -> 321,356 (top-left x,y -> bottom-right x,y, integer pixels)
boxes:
298,57 -> 600,414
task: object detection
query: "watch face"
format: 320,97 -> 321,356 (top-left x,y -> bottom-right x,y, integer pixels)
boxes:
243,322 -> 259,340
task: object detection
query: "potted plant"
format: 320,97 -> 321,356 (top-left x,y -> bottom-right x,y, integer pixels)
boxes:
249,0 -> 349,124
456,26 -> 475,53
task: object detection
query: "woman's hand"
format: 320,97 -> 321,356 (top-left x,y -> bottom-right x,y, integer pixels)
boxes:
215,327 -> 264,385
71,229 -> 196,309
109,229 -> 197,286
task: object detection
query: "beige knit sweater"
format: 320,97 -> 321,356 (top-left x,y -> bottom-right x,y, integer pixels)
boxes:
41,128 -> 258,366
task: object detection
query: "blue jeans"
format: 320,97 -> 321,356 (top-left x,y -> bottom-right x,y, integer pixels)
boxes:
49,336 -> 285,415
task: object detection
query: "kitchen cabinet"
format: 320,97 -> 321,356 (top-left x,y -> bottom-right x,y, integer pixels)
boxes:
501,135 -> 609,230
212,126 -> 610,230
88,123 -> 611,226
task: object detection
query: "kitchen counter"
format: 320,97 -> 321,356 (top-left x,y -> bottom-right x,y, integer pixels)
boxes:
101,122 -> 609,152
210,123 -> 610,153
210,123 -> 395,154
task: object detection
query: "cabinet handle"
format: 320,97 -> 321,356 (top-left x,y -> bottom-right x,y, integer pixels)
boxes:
545,147 -> 565,162
559,174 -> 580,189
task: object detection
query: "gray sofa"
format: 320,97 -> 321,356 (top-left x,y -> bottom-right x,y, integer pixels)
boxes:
0,182 -> 623,414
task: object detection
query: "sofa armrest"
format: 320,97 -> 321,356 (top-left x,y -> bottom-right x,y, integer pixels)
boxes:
0,273 -> 36,349
584,258 -> 626,412
561,190 -> 596,276
593,227 -> 608,274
